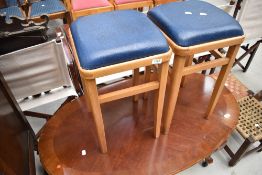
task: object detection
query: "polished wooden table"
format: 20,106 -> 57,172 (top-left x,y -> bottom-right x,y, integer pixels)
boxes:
39,74 -> 239,175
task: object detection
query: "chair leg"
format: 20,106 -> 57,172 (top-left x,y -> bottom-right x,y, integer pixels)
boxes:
205,44 -> 241,119
257,140 -> 262,152
180,55 -> 194,87
84,79 -> 107,153
143,66 -> 151,99
228,137 -> 252,167
153,61 -> 169,138
133,68 -> 140,102
81,77 -> 92,113
163,55 -> 186,134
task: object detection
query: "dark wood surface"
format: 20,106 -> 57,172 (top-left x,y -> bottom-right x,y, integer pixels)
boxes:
39,74 -> 239,175
0,72 -> 36,175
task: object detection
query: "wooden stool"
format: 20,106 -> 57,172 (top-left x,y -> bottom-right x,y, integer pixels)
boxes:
64,0 -> 114,21
148,0 -> 245,134
68,10 -> 171,153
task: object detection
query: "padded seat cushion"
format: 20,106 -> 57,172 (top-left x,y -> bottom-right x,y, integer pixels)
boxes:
30,0 -> 66,17
5,0 -> 24,7
115,0 -> 147,5
0,6 -> 23,20
72,0 -> 111,11
147,0 -> 244,47
70,10 -> 169,70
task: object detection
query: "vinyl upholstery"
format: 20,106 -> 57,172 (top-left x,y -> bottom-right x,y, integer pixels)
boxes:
0,6 -> 23,20
147,0 -> 244,47
72,0 -> 111,11
30,0 -> 66,17
70,10 -> 169,70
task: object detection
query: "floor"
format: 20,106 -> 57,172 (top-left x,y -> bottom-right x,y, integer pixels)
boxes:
27,43 -> 262,175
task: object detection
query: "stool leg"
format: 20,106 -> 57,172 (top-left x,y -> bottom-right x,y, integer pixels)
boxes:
81,77 -> 92,113
229,137 -> 252,167
154,61 -> 169,138
133,68 -> 140,102
181,55 -> 194,87
143,66 -> 151,99
163,55 -> 186,134
205,45 -> 241,119
84,79 -> 107,153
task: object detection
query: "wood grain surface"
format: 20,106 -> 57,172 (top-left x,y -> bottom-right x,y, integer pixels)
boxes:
39,73 -> 239,175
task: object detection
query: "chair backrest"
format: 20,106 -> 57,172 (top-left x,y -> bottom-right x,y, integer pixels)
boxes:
236,0 -> 262,41
0,38 -> 77,110
0,71 -> 36,175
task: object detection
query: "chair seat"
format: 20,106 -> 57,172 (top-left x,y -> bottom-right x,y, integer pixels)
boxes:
0,6 -> 23,20
5,0 -> 25,7
30,0 -> 66,18
237,96 -> 262,141
70,10 -> 169,70
147,0 -> 244,47
72,0 -> 111,11
115,0 -> 147,5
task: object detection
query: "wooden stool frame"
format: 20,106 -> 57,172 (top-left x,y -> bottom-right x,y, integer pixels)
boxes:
68,29 -> 172,153
64,0 -> 114,21
161,33 -> 245,134
113,0 -> 154,10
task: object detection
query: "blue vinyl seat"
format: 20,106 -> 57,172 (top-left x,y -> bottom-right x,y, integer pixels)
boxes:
5,0 -> 25,7
29,0 -> 66,18
0,6 -> 24,21
70,10 -> 169,70
147,0 -> 244,47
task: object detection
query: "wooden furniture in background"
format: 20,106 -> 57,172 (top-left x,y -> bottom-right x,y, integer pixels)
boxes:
224,96 -> 262,166
153,0 -> 181,6
0,71 -> 36,175
38,74 -> 239,174
27,0 -> 69,23
64,0 -> 114,21
112,0 -> 154,10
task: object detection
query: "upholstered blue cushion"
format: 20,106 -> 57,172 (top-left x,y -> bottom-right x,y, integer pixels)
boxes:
148,0 -> 244,47
0,6 -> 23,21
5,0 -> 24,7
30,0 -> 66,17
70,10 -> 169,70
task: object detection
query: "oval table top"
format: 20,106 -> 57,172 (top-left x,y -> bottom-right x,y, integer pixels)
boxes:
39,74 -> 239,175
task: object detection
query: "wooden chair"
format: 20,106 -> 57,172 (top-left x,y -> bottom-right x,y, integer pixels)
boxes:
148,0 -> 245,134
153,0 -> 181,6
64,0 -> 114,21
210,73 -> 262,166
112,0 -> 154,11
27,0 -> 69,23
232,0 -> 262,72
224,95 -> 262,166
0,71 -> 36,175
68,10 -> 171,153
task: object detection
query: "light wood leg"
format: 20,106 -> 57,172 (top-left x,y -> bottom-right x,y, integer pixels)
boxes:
163,55 -> 186,134
205,45 -> 241,119
84,79 -> 107,153
154,61 -> 169,138
133,68 -> 140,102
143,66 -> 151,99
180,55 -> 194,87
81,77 -> 92,113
